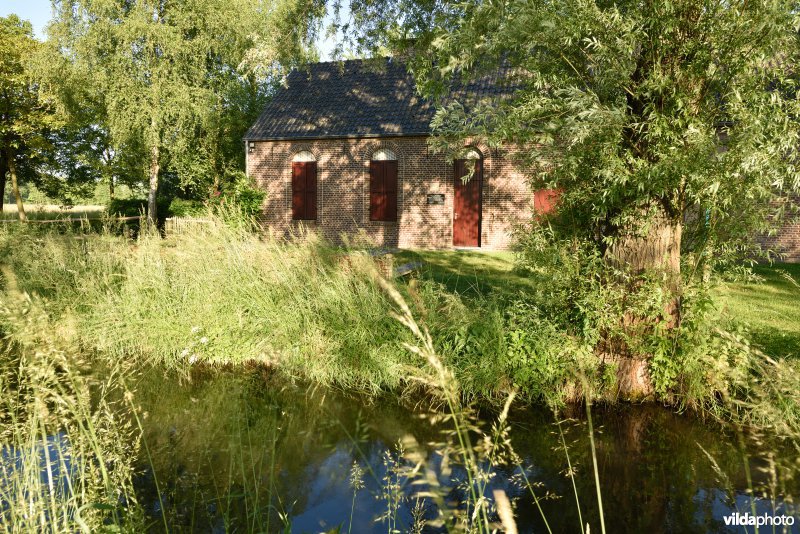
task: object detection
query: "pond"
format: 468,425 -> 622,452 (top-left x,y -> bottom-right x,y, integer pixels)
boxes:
125,366 -> 799,533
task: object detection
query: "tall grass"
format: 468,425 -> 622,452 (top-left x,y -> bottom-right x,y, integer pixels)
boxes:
0,295 -> 143,533
0,214 -> 509,397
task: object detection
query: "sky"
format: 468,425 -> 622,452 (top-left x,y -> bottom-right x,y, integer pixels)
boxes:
0,0 -> 339,58
0,0 -> 52,38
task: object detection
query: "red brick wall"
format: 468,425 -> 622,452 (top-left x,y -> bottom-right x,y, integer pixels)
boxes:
246,136 -> 536,250
756,195 -> 800,262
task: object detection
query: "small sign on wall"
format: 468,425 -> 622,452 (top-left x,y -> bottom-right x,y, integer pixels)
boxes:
427,193 -> 445,205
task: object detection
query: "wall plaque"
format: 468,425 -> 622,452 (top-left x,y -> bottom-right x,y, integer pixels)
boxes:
427,193 -> 445,205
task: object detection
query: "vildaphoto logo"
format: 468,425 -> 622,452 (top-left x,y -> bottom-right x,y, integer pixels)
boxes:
723,512 -> 796,527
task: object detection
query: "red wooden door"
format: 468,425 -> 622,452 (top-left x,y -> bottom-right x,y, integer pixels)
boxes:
369,160 -> 398,221
453,159 -> 482,247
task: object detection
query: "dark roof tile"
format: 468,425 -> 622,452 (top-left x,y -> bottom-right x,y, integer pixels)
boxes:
245,57 -> 515,141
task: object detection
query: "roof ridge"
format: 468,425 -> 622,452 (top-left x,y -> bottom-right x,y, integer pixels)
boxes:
294,56 -> 395,67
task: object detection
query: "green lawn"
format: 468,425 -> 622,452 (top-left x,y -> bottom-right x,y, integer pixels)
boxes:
395,249 -> 536,299
717,263 -> 800,359
399,249 -> 800,359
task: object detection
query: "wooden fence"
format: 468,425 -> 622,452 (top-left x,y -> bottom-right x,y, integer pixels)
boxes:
1,215 -> 214,237
164,216 -> 214,234
0,215 -> 143,224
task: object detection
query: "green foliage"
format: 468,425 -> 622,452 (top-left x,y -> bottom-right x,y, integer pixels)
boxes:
502,298 -> 590,407
42,0 -> 298,216
208,171 -> 267,218
0,14 -> 128,207
168,198 -> 206,217
0,15 -> 58,209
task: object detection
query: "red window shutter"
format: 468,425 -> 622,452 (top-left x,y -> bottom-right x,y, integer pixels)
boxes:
369,161 -> 384,221
305,161 -> 317,220
292,162 -> 318,220
292,162 -> 305,220
370,160 -> 397,221
385,160 -> 397,221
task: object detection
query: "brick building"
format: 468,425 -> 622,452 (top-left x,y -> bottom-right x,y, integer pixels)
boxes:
245,57 -> 800,260
244,57 -> 547,250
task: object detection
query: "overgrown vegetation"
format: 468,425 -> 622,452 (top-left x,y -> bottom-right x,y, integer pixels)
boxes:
1,215 -> 799,433
0,215 -> 508,397
1,216 -> 799,531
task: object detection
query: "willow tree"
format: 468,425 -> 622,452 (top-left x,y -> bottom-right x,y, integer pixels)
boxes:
0,15 -> 56,220
297,0 -> 800,394
47,0 -> 309,222
420,0 -> 800,268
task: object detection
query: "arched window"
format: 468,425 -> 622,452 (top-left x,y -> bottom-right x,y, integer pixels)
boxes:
462,148 -> 482,160
369,149 -> 398,221
291,151 -> 317,220
292,150 -> 316,163
371,148 -> 396,161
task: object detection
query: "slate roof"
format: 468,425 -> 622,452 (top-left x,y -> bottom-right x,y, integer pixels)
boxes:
245,57 -> 516,141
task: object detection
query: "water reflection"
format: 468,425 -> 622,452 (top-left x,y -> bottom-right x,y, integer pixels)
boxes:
128,367 -> 800,533
0,432 -> 74,502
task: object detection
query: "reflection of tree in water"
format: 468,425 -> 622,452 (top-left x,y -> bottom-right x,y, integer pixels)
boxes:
126,368 -> 799,533
129,366 -> 440,531
509,405 -> 797,534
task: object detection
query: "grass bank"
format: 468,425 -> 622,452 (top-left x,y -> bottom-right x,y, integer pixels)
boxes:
717,263 -> 800,359
1,215 -> 799,424
0,218 -> 519,399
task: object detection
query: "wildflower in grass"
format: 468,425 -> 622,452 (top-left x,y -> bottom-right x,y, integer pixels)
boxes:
189,354 -> 198,364
191,326 -> 201,334
200,337 -> 208,344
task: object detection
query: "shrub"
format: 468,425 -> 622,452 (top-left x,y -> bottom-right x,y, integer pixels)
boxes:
208,172 -> 266,218
167,198 -> 206,217
107,197 -> 171,219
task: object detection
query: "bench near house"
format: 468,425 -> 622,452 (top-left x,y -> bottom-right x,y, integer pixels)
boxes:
244,57 -> 557,250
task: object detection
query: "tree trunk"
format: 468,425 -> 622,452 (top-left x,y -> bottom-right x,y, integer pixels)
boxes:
0,155 -> 6,211
5,145 -> 25,222
603,211 -> 682,399
147,143 -> 159,225
109,175 -> 115,200
608,218 -> 682,282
